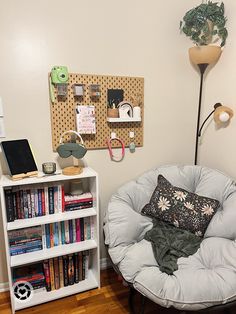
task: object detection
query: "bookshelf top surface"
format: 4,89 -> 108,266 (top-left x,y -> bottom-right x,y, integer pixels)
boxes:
0,167 -> 97,187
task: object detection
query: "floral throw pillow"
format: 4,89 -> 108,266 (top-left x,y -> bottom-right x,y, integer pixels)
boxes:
141,175 -> 220,237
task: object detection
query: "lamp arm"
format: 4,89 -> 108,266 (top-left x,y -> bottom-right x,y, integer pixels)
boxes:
198,109 -> 215,137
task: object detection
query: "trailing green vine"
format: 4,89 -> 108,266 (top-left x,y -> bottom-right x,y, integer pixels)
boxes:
180,1 -> 228,47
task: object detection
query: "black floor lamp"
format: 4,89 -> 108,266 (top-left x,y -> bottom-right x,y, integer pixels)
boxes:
194,63 -> 209,165
188,46 -> 233,165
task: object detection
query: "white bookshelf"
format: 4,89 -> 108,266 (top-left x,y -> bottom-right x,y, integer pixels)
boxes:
0,167 -> 100,314
14,270 -> 98,311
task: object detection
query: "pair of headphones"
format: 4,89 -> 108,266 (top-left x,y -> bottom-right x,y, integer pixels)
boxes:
57,130 -> 87,159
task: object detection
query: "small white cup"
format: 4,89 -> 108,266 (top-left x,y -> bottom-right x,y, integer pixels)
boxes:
133,106 -> 141,119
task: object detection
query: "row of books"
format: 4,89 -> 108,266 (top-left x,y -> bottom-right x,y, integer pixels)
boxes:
13,263 -> 45,290
43,251 -> 89,291
8,217 -> 95,255
12,251 -> 89,291
64,193 -> 93,212
5,182 -> 93,222
9,226 -> 42,256
42,217 -> 95,248
5,184 -> 64,222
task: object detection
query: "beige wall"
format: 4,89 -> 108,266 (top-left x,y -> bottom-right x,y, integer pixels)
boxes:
0,0 -> 234,285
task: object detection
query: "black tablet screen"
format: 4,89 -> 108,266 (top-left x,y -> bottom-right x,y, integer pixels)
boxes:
1,139 -> 38,175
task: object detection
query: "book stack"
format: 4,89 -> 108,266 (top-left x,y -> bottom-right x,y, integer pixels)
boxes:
64,192 -> 93,211
43,251 -> 89,291
9,226 -> 42,256
4,184 -> 64,222
42,217 -> 95,249
13,263 -> 45,290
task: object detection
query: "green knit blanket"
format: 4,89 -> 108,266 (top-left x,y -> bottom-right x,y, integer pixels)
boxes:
144,219 -> 202,275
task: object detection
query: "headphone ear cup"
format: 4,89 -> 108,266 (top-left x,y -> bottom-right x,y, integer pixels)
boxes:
57,143 -> 72,158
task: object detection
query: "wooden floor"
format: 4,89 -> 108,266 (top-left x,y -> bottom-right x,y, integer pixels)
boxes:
0,268 -> 234,314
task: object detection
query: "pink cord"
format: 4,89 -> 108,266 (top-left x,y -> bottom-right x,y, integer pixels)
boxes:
107,137 -> 125,162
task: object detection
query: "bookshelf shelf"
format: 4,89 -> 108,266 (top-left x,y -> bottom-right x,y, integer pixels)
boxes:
14,269 -> 98,311
11,239 -> 98,267
0,167 -> 100,314
7,207 -> 97,231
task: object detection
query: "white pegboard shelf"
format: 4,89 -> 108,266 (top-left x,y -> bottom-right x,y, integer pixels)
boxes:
107,117 -> 141,122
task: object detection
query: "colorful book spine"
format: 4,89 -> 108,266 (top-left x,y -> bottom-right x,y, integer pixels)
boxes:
61,185 -> 65,212
41,188 -> 46,216
76,219 -> 81,242
58,222 -> 62,245
60,221 -> 65,245
16,189 -> 21,220
64,202 -> 92,211
78,252 -> 83,281
23,190 -> 28,219
49,258 -> 55,290
85,217 -> 91,240
53,186 -> 58,213
68,220 -> 73,243
80,218 -> 84,241
57,185 -> 62,213
45,224 -> 51,248
53,257 -> 60,290
50,224 -> 54,247
82,251 -> 89,279
43,260 -> 51,291
30,189 -> 36,218
68,254 -> 74,285
12,190 -> 17,220
48,186 -> 54,214
26,189 -> 32,218
53,223 -> 59,246
74,253 -> 79,283
90,216 -> 95,240
44,185 -> 49,215
72,219 -> 76,243
59,256 -> 64,288
41,225 -> 46,249
34,188 -> 39,217
37,189 -> 43,216
64,192 -> 93,203
64,220 -> 70,244
5,189 -> 15,222
63,255 -> 69,286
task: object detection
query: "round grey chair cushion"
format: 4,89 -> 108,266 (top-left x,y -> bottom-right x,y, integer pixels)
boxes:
103,165 -> 236,311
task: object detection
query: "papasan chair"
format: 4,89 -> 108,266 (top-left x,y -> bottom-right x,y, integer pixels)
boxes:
103,165 -> 236,313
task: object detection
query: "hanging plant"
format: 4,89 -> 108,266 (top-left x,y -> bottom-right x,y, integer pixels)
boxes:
180,1 -> 228,47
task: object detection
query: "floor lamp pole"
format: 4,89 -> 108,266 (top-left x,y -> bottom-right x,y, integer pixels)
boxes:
194,63 -> 209,165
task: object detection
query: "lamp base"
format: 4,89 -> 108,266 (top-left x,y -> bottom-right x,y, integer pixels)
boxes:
62,166 -> 83,176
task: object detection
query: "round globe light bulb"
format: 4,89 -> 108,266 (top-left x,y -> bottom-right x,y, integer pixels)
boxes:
219,111 -> 230,122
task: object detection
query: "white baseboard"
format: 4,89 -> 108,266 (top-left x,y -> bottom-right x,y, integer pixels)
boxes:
0,282 -> 9,292
0,258 -> 112,293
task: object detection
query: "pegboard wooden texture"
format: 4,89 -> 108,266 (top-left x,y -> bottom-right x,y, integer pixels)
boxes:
50,73 -> 144,151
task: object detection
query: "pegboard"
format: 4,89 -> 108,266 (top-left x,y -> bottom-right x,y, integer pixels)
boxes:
50,73 -> 144,151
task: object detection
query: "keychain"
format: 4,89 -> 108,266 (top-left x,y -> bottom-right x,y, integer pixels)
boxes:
129,131 -> 136,153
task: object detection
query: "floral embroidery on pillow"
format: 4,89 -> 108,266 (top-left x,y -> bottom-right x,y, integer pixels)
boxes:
141,174 -> 220,237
